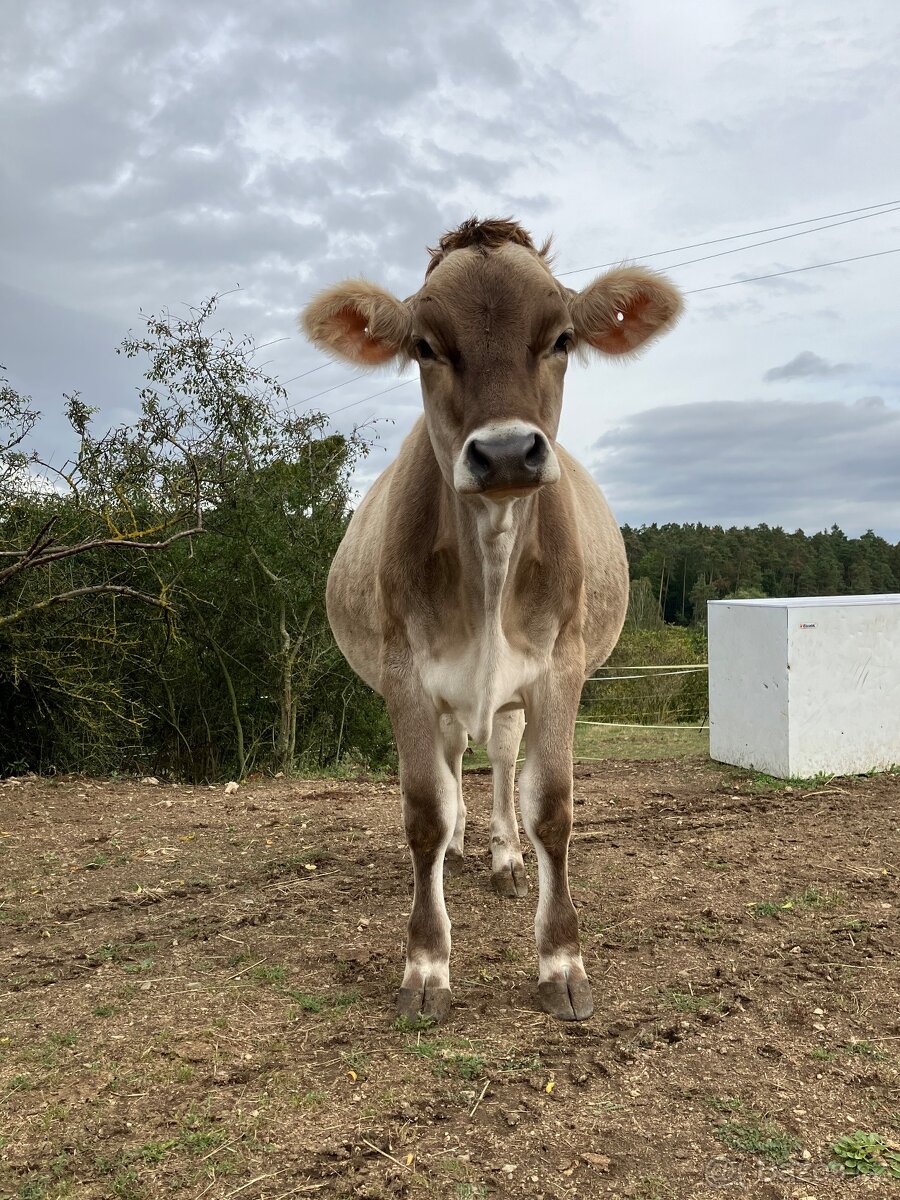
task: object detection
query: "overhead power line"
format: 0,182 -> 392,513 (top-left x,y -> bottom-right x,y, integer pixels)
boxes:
557,197 -> 900,277
655,203 -> 900,273
327,377 -> 417,417
682,245 -> 900,295
281,361 -> 331,386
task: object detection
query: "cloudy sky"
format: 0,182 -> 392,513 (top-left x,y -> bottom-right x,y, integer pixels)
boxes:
2,0 -> 899,538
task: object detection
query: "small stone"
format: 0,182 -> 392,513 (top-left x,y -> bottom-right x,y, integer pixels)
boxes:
812,1007 -> 824,1015
502,1164 -> 516,1174
224,781 -> 239,795
801,1149 -> 812,1161
141,777 -> 159,786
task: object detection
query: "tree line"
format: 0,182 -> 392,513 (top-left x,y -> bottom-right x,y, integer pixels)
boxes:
622,522 -> 900,627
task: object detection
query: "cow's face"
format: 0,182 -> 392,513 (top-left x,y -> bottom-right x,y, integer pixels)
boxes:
301,231 -> 682,501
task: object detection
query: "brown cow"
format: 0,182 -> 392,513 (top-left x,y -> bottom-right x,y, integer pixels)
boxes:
301,218 -> 682,1023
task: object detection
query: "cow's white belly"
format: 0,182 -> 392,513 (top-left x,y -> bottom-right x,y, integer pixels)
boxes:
420,631 -> 543,745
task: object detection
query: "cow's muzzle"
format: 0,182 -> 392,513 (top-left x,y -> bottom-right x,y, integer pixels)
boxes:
455,425 -> 560,497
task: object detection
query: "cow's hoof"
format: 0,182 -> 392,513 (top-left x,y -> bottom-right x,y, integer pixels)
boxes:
396,985 -> 452,1026
538,977 -> 594,1022
444,848 -> 466,875
491,861 -> 528,898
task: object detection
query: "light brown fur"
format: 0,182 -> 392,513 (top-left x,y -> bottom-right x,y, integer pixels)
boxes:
300,218 -> 683,1024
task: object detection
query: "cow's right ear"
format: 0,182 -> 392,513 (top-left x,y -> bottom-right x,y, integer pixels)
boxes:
300,280 -> 411,367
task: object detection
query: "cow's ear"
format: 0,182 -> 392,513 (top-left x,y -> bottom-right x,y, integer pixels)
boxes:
300,280 -> 411,366
570,266 -> 683,357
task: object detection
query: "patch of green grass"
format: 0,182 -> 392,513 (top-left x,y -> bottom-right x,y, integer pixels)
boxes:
810,1047 -> 837,1062
111,1167 -> 144,1199
180,1127 -> 226,1154
452,1186 -> 488,1200
93,1004 -> 116,1017
744,770 -> 832,793
404,1036 -> 486,1080
331,989 -> 360,1011
394,1013 -> 438,1033
286,987 -> 359,1016
122,958 -> 154,974
664,990 -> 724,1014
292,1089 -> 327,1108
705,1095 -> 746,1114
830,1131 -> 900,1178
250,964 -> 287,986
19,1182 -> 47,1200
715,1113 -> 801,1163
288,990 -> 324,1012
499,1053 -> 542,1072
841,1040 -> 888,1060
47,1031 -> 77,1049
749,886 -> 844,918
133,1140 -> 176,1165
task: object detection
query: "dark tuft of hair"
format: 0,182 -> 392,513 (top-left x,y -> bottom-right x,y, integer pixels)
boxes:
426,217 -> 552,275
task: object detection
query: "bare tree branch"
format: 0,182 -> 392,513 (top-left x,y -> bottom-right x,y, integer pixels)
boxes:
0,585 -> 171,630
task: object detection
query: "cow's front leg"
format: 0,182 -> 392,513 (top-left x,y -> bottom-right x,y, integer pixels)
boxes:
519,666 -> 592,1021
488,708 -> 527,897
441,715 -> 469,873
389,694 -> 456,1025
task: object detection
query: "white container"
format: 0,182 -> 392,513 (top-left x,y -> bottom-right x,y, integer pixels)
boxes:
708,595 -> 900,778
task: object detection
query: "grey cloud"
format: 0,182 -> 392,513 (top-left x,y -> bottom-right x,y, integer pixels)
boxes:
763,350 -> 862,382
592,398 -> 900,539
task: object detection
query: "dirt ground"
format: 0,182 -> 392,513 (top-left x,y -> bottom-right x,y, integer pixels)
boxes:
1,758 -> 899,1200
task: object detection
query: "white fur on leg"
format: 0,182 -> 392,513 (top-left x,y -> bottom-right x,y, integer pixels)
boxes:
487,709 -> 526,877
441,714 -> 468,858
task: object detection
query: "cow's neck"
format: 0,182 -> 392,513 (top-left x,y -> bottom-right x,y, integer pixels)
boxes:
439,483 -> 537,621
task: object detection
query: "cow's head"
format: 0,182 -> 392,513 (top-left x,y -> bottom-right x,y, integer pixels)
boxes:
301,218 -> 682,500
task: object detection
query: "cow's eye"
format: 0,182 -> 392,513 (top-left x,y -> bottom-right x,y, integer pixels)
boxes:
414,338 -> 436,360
552,331 -> 573,354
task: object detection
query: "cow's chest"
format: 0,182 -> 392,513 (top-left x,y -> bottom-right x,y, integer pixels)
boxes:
415,506 -> 552,745
420,629 -> 541,745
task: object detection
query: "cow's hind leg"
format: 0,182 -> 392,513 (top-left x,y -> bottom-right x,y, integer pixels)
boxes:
442,715 -> 469,874
388,690 -> 456,1025
488,708 -> 527,897
520,663 -> 592,1021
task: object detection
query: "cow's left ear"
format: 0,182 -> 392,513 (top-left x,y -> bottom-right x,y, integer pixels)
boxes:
300,279 -> 411,367
569,266 -> 683,357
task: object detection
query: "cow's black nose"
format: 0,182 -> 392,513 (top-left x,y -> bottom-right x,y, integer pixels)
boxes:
465,430 -> 550,491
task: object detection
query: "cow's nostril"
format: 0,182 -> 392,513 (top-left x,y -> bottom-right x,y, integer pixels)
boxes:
468,440 -> 491,473
525,433 -> 547,468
